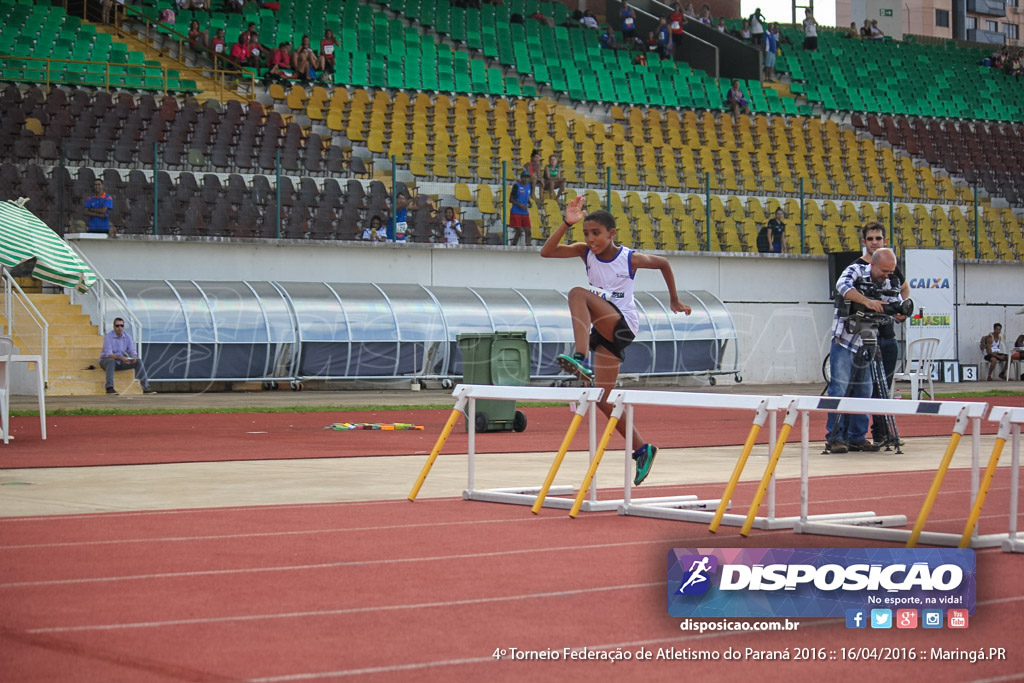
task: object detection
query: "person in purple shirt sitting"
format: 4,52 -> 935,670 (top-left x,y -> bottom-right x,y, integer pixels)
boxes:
99,317 -> 156,394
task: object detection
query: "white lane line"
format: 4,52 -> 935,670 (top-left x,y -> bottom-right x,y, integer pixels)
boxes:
25,582 -> 664,634
244,595 -> 1024,682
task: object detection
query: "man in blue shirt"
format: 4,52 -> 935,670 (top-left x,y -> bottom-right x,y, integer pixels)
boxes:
656,17 -> 672,60
763,26 -> 778,82
388,191 -> 409,243
84,180 -> 114,234
99,317 -> 156,394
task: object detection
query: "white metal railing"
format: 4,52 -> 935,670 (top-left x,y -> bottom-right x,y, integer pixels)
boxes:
66,243 -> 143,358
2,269 -> 49,384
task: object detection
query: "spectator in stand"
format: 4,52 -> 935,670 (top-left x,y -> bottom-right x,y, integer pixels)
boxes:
188,19 -> 209,50
175,0 -> 193,9
698,4 -> 712,25
845,21 -> 859,39
225,0 -> 245,13
293,34 -> 324,82
192,0 -> 209,10
85,179 -> 114,235
656,17 -> 672,60
632,47 -> 648,66
716,17 -> 727,32
749,7 -> 765,45
361,215 -> 386,242
668,3 -> 685,61
756,208 -> 786,253
210,28 -> 227,56
619,3 -> 637,43
683,3 -> 697,18
580,9 -> 599,29
802,9 -> 818,50
860,19 -> 872,37
508,171 -> 533,246
530,9 -> 555,27
737,18 -> 751,41
241,21 -> 259,44
523,150 -> 542,199
600,26 -> 621,50
230,33 -> 256,68
247,30 -> 267,66
726,79 -> 750,119
868,19 -> 885,39
442,207 -> 463,244
321,29 -> 337,74
763,25 -> 778,81
542,154 -> 566,200
645,30 -> 660,54
267,41 -> 293,83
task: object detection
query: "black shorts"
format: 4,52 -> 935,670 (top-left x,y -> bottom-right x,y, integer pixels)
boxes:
985,353 -> 1008,361
589,306 -> 636,362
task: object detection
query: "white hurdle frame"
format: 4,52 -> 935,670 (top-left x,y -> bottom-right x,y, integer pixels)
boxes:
788,395 -> 1005,548
604,390 -> 886,529
456,384 -> 619,511
990,407 -> 1024,554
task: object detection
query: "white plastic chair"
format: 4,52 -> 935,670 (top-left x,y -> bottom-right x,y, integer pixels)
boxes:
0,336 -> 13,444
892,337 -> 939,400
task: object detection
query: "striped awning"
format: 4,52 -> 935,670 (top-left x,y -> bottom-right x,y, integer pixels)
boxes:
0,201 -> 97,293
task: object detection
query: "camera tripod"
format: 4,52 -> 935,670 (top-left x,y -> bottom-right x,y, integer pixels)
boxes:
827,320 -> 904,455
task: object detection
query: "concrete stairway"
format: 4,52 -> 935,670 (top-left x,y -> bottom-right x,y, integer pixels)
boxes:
24,293 -> 141,396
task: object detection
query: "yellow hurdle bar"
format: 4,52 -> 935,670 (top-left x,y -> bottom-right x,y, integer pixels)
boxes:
739,422 -> 794,536
959,413 -> 1011,547
408,406 -> 464,502
709,423 -> 763,533
569,415 -> 620,519
531,413 -> 585,514
906,432 -> 963,547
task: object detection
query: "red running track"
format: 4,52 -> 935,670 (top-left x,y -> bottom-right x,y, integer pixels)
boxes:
5,394 -> 1023,469
1,468 -> 1022,682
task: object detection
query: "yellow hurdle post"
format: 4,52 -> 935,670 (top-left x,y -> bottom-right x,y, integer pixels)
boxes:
709,422 -> 762,533
906,432 -> 963,547
739,422 -> 794,537
531,413 -> 584,514
959,428 -> 1008,547
408,407 -> 463,502
569,416 -> 620,519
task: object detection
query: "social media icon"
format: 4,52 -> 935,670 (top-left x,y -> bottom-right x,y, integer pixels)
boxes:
896,609 -> 918,629
922,609 -> 943,629
947,609 -> 969,629
846,609 -> 867,629
870,609 -> 892,629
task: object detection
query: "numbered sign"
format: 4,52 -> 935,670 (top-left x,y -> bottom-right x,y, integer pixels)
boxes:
960,364 -> 978,382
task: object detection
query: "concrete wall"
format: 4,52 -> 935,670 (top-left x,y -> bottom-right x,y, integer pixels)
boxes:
67,236 -> 1024,386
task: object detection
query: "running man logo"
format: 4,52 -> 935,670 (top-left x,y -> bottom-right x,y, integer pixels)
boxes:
676,554 -> 718,595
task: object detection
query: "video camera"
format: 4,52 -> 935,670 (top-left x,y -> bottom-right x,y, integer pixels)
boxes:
835,277 -> 914,328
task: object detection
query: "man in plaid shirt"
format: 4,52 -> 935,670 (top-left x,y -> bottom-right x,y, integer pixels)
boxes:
825,248 -> 902,453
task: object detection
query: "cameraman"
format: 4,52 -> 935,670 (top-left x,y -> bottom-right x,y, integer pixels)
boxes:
857,223 -> 909,443
825,248 -> 902,453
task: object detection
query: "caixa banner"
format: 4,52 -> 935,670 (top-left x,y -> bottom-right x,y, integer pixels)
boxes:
667,548 -> 975,618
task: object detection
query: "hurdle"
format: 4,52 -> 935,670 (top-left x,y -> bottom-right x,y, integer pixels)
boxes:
408,384 -> 618,511
987,407 -> 1024,554
788,395 -> 1009,548
570,390 -> 886,530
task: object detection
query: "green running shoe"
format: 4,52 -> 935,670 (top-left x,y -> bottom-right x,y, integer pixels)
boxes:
632,444 -> 658,486
556,353 -> 594,384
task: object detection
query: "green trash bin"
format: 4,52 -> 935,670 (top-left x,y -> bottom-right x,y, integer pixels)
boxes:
457,331 -> 530,433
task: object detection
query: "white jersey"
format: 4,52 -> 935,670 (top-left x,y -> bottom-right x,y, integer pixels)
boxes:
585,246 -> 639,334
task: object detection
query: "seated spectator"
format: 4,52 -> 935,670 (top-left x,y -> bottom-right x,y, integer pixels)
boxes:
192,0 -> 209,10
736,18 -> 751,40
361,215 -> 386,242
530,9 -> 555,27
632,49 -> 647,66
188,19 -> 209,50
716,17 -> 726,32
860,19 -> 872,37
210,28 -> 227,55
580,9 -> 599,29
726,79 -> 750,118
699,5 -> 712,25
247,30 -> 267,65
159,7 -> 176,25
683,2 -> 697,18
321,29 -> 337,74
230,33 -> 258,68
868,19 -> 885,39
542,154 -> 566,200
225,0 -> 245,13
175,0 -> 194,10
442,207 -> 462,244
645,30 -> 660,53
599,26 -> 620,50
983,322 -> 1009,380
845,21 -> 859,39
267,41 -> 293,82
293,34 -> 324,82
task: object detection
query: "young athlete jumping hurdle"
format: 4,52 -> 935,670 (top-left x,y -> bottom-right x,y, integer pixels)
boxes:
541,195 -> 690,485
